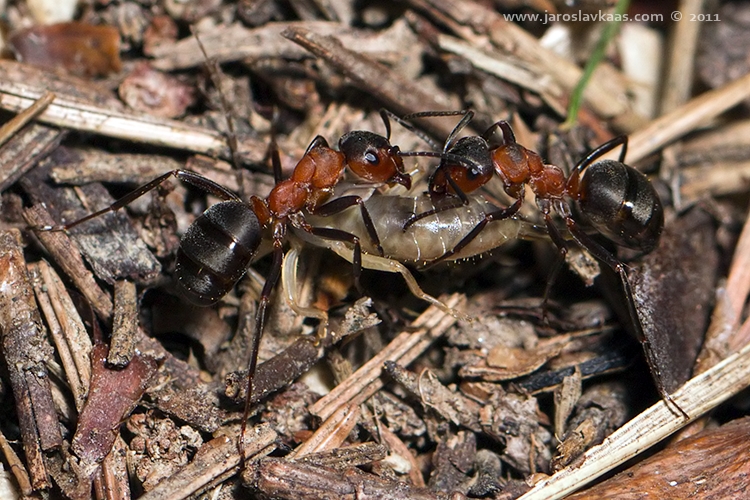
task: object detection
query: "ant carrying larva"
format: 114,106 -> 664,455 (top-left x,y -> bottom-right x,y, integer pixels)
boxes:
30,108 -> 482,453
374,110 -> 685,418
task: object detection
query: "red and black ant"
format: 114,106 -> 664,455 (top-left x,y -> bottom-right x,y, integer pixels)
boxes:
395,110 -> 682,416
33,111 -> 419,450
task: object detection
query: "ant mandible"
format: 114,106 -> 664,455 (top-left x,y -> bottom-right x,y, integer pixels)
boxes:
34,110 -> 414,451
399,110 -> 682,417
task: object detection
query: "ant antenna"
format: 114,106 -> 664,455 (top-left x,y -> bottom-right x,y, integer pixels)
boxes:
379,109 -> 443,151
397,150 -> 486,175
401,110 -> 475,153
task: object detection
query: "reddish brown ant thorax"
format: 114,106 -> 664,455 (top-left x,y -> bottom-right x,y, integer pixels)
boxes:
291,145 -> 346,189
531,164 -> 567,199
267,179 -> 311,218
491,143 -> 542,197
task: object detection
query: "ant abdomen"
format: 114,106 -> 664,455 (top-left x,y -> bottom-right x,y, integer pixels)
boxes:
577,160 -> 663,253
175,201 -> 262,306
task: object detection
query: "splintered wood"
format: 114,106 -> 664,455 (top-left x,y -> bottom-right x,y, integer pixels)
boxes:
0,230 -> 58,490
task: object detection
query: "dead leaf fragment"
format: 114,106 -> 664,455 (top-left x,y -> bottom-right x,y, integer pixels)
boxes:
10,22 -> 122,77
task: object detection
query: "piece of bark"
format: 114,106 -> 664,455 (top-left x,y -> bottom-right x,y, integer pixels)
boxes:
428,431 -> 476,495
0,60 -> 267,164
225,298 -> 380,404
49,148 -> 239,191
631,208 -> 719,393
44,448 -> 92,500
139,425 -> 277,500
513,344 -> 633,394
98,435 -> 130,500
554,368 -> 582,439
551,382 -> 629,471
384,361 -> 482,433
282,27 -> 456,140
0,230 -> 61,491
460,342 -> 565,382
23,204 -> 114,320
28,260 -> 93,410
0,122 -> 64,193
249,458 -> 451,500
295,442 -> 388,470
373,424 -> 425,487
567,417 -> 750,499
108,280 -> 138,367
479,391 -> 553,475
225,334 -> 331,405
150,21 -> 418,70
21,151 -> 161,285
72,343 -> 159,476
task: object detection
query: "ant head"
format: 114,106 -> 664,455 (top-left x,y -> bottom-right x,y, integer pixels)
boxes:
339,131 -> 411,189
445,136 -> 494,181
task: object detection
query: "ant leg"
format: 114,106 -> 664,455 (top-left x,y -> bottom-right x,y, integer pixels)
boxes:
403,147 -> 495,231
482,120 -> 516,145
540,213 -> 570,324
402,170 -> 471,231
306,226 -> 365,294
564,217 -> 688,419
402,195 -> 465,231
443,172 -> 472,205
314,195 -> 384,256
268,134 -> 330,186
424,197 -> 524,266
240,240 -> 284,453
33,169 -> 241,231
576,135 -> 628,174
304,135 -> 331,155
323,239 -> 467,320
270,135 -> 284,185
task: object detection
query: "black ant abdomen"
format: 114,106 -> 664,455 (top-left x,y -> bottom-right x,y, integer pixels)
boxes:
577,160 -> 664,253
175,200 -> 262,306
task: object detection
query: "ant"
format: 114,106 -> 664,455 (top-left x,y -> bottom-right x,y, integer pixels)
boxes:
394,110 -> 684,417
33,111 -> 419,452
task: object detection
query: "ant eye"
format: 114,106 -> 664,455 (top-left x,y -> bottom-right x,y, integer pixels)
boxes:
468,167 -> 480,179
365,150 -> 379,165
